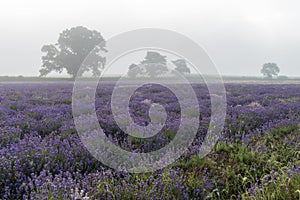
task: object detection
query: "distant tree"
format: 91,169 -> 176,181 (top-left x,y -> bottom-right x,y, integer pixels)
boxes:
141,51 -> 168,78
127,63 -> 141,78
39,26 -> 107,78
172,59 -> 190,74
127,51 -> 168,78
278,75 -> 289,80
143,63 -> 168,78
141,51 -> 167,65
261,63 -> 280,79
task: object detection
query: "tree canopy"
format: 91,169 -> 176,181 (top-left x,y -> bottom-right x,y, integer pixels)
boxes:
141,51 -> 168,78
172,59 -> 190,74
39,26 -> 107,78
261,63 -> 280,79
127,51 -> 169,78
127,63 -> 141,78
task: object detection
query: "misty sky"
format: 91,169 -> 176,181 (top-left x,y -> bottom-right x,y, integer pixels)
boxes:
1,0 -> 300,77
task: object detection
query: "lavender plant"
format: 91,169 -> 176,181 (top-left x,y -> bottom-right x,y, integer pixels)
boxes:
0,83 -> 299,199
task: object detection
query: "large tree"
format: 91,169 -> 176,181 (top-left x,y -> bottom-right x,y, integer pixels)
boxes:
40,26 -> 107,78
261,63 -> 280,79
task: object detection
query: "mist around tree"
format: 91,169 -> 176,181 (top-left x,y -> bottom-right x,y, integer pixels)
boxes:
39,26 -> 107,78
39,27 -> 192,79
261,63 -> 280,79
38,26 -> 292,80
127,51 -> 191,78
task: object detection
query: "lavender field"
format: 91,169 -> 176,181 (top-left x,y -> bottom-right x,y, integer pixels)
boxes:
0,82 -> 299,199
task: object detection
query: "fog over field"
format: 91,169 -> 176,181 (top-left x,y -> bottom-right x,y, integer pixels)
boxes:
1,1 -> 300,199
0,0 -> 300,77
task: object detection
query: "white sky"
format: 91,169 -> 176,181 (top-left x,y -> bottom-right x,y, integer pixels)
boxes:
0,0 -> 299,77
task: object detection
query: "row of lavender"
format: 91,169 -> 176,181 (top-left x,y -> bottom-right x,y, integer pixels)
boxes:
0,83 -> 299,199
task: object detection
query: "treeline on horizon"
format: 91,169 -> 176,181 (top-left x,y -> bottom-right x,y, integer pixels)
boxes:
0,75 -> 299,82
